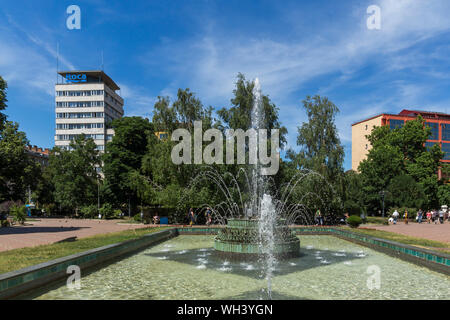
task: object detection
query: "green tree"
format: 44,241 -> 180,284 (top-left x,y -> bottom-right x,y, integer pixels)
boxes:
288,95 -> 344,181
0,76 -> 7,130
0,121 -> 40,202
217,73 -> 287,146
342,170 -> 365,215
102,117 -> 154,209
48,135 -> 100,214
359,116 -> 444,213
152,96 -> 177,133
386,174 -> 426,209
283,95 -> 345,220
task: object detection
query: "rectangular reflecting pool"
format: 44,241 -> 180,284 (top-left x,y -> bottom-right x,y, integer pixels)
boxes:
27,235 -> 450,300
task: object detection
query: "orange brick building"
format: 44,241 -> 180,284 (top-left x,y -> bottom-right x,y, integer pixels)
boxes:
352,109 -> 450,173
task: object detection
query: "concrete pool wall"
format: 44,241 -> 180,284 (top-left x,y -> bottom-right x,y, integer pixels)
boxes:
0,226 -> 448,299
0,228 -> 177,299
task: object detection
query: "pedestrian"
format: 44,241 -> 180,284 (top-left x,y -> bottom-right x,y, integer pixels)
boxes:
318,211 -> 325,226
189,208 -> 195,226
439,209 -> 444,224
433,210 -> 438,224
205,207 -> 212,226
315,209 -> 321,226
426,210 -> 432,224
404,210 -> 408,225
392,209 -> 399,225
417,209 -> 423,224
153,212 -> 160,225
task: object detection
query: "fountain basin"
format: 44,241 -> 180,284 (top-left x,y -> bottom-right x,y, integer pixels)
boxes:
214,218 -> 300,260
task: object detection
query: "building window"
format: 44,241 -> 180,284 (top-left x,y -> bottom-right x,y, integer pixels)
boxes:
441,124 -> 450,141
56,123 -> 104,130
442,143 -> 450,160
365,144 -> 368,150
365,124 -> 368,130
56,90 -> 103,97
425,122 -> 439,140
56,101 -> 104,108
389,119 -> 404,130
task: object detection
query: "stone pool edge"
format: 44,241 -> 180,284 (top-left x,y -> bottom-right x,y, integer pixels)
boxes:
1,226 -> 448,299
0,228 -> 177,300
177,226 -> 450,275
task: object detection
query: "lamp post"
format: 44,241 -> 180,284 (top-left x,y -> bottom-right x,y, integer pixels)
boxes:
97,179 -> 100,215
379,190 -> 387,218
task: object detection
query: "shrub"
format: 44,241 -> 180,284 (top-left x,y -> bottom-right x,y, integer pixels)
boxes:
1,219 -> 10,227
365,216 -> 389,225
133,214 -> 142,222
42,203 -> 56,216
10,205 -> 26,225
0,200 -> 22,214
99,203 -> 114,219
113,209 -> 123,219
80,205 -> 98,219
347,215 -> 363,228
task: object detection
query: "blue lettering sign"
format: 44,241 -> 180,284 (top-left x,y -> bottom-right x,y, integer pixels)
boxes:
65,74 -> 87,83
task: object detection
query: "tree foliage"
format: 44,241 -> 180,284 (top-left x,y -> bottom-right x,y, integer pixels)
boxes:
359,116 -> 444,212
47,135 -> 100,213
288,95 -> 344,181
0,77 -> 40,203
102,117 -> 154,208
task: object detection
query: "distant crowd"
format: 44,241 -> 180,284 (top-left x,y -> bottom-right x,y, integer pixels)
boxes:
390,208 -> 449,225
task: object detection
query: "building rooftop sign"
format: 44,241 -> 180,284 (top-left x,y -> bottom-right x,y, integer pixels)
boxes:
57,70 -> 120,91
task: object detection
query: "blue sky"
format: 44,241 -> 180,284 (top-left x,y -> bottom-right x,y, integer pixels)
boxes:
1,0 -> 450,170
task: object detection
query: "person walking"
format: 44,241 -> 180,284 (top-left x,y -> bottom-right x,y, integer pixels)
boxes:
189,208 -> 195,227
205,207 -> 212,226
404,210 -> 408,225
417,209 -> 423,224
426,210 -> 432,224
433,210 -> 438,224
439,209 -> 444,224
392,209 -> 399,225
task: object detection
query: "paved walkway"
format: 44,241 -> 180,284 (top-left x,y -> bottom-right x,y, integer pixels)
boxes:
0,219 -> 151,252
366,221 -> 450,243
1,219 -> 448,252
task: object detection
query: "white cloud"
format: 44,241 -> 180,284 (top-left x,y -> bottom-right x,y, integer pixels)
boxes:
0,14 -> 75,97
140,0 -> 450,163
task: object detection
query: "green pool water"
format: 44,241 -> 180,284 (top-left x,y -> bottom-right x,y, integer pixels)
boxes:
30,235 -> 449,300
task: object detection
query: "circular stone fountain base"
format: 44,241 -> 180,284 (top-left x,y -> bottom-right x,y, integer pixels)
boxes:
214,218 -> 300,260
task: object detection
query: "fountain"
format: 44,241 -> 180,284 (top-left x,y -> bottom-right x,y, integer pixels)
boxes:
211,78 -> 299,298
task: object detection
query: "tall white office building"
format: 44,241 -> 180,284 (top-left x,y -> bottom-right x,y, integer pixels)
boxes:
55,70 -> 124,151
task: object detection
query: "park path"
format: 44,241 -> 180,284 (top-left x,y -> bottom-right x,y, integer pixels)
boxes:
1,219 -> 448,253
0,218 -> 151,252
367,221 -> 450,243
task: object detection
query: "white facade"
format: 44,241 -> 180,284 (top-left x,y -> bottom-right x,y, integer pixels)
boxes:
55,71 -> 124,151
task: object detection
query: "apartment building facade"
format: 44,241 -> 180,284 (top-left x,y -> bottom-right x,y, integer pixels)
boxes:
352,109 -> 450,172
55,71 -> 124,151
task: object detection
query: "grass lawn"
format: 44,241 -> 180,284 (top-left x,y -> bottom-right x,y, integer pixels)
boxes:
0,226 -> 168,275
342,226 -> 450,254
